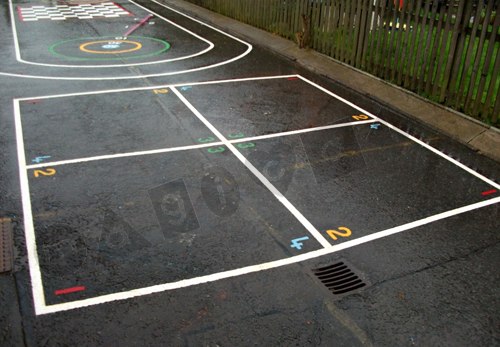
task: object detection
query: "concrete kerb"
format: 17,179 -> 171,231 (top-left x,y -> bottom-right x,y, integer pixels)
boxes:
161,0 -> 500,162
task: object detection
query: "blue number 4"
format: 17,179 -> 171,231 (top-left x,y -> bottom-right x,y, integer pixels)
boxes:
290,236 -> 309,250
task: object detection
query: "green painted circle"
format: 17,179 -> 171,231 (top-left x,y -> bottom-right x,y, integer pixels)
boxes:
48,36 -> 170,61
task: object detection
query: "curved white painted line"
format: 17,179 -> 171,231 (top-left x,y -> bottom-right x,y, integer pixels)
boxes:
2,1 -> 253,79
9,0 -> 214,68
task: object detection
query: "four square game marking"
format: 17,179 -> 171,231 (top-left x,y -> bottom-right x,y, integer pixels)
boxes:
14,75 -> 500,315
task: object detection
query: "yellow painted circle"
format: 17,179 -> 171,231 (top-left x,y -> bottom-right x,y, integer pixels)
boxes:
79,40 -> 142,54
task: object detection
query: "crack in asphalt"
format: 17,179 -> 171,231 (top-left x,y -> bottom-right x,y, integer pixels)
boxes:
369,240 -> 500,290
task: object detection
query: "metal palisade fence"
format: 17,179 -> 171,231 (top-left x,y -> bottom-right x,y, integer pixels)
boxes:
186,0 -> 500,126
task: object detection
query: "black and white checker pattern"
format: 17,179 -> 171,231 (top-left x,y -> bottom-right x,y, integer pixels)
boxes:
18,2 -> 131,21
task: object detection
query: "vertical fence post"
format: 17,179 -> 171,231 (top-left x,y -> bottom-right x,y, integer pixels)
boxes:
423,1 -> 447,97
439,0 -> 466,103
415,0 -> 439,93
481,6 -> 500,121
471,4 -> 499,118
445,1 -> 473,106
356,0 -> 369,69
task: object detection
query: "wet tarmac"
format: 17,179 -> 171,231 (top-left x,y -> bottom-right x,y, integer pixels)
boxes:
0,0 -> 499,346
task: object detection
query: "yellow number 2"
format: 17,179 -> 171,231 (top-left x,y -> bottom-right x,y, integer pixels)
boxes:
326,227 -> 352,241
34,168 -> 56,178
153,89 -> 169,94
352,115 -> 370,121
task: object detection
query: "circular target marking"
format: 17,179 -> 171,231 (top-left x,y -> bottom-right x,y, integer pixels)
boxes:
79,40 -> 142,54
48,36 -> 170,61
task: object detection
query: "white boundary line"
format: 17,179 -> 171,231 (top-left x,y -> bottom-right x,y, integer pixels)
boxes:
14,74 -> 499,315
230,119 -> 376,143
3,1 -> 252,80
26,142 -> 222,169
25,120 -> 376,169
15,74 -> 298,101
37,196 -> 500,315
13,99 -> 46,314
297,76 -> 500,190
171,86 -> 332,249
9,0 -> 215,68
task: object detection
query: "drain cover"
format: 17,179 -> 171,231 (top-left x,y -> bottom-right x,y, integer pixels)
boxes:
0,218 -> 14,273
313,261 -> 368,297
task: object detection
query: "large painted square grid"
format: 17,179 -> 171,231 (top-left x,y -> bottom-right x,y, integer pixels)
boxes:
15,75 -> 500,314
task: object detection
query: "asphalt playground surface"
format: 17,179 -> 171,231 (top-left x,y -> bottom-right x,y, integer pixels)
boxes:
0,0 -> 499,346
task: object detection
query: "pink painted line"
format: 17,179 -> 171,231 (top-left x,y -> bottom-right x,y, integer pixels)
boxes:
54,286 -> 86,296
124,14 -> 153,37
16,6 -> 25,21
481,189 -> 497,196
113,2 -> 133,16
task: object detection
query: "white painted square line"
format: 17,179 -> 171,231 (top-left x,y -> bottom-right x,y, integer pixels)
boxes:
15,75 -> 299,101
171,86 -> 333,249
18,74 -> 376,170
13,100 -> 46,315
14,75 -> 499,316
229,119 -> 376,144
25,119 -> 375,169
37,196 -> 500,315
296,76 -> 499,190
25,142 -> 225,169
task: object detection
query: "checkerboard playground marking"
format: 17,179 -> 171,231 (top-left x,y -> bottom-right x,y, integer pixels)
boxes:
17,2 -> 131,21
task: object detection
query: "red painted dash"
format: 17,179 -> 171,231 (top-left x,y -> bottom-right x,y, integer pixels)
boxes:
287,77 -> 299,80
55,286 -> 86,296
481,189 -> 497,196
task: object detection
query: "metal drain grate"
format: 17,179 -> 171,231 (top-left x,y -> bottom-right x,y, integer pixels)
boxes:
313,261 -> 367,296
0,218 -> 14,273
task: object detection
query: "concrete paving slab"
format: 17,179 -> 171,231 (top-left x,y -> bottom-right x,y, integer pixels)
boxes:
470,129 -> 500,162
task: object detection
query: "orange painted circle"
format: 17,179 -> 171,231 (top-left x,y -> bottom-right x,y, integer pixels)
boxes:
79,40 -> 142,54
